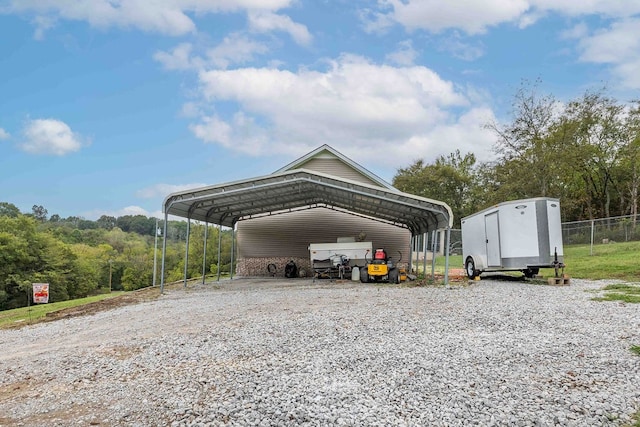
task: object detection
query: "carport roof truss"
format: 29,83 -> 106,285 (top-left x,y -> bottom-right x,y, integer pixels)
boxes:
163,169 -> 453,234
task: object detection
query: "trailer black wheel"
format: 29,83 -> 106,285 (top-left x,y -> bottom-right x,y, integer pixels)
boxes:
465,257 -> 478,279
389,269 -> 399,284
523,268 -> 539,278
360,267 -> 369,283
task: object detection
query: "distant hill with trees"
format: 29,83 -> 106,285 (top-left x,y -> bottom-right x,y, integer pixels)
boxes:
0,202 -> 233,311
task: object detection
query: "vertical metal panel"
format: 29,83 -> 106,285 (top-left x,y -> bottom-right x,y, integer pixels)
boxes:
296,158 -> 382,186
237,208 -> 410,261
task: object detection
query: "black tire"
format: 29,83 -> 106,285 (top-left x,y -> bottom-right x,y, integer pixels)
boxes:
523,268 -> 539,278
389,269 -> 399,284
267,263 -> 277,276
465,257 -> 478,279
360,266 -> 369,283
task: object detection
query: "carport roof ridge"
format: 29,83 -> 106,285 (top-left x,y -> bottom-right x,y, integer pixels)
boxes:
163,167 -> 453,234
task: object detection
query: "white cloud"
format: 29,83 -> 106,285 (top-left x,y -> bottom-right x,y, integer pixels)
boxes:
5,0 -> 296,37
371,0 -> 530,34
31,14 -> 56,39
438,33 -> 485,61
385,40 -> 418,66
190,115 -> 233,146
575,17 -> 640,89
368,0 -> 640,34
206,33 -> 269,69
180,102 -> 203,118
529,0 -> 640,18
560,22 -> 589,40
154,43 -> 203,71
189,55 -> 496,169
248,10 -> 312,46
136,183 -> 210,198
190,112 -> 270,155
155,35 -> 270,72
366,0 -> 640,89
0,128 -> 10,140
20,118 -> 86,155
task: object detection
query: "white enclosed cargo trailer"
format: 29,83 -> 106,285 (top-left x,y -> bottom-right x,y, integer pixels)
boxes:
461,197 -> 564,279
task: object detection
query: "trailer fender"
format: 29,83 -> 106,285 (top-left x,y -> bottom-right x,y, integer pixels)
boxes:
464,255 -> 485,279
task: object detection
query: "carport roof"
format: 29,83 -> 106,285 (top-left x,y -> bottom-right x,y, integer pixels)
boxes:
163,169 -> 453,235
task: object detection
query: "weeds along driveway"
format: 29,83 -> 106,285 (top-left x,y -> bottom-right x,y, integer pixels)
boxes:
1,278 -> 639,426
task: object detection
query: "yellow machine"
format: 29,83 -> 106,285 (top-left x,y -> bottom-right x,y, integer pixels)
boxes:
360,248 -> 404,284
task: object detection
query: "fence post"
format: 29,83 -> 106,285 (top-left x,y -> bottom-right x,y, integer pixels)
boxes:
590,220 -> 594,256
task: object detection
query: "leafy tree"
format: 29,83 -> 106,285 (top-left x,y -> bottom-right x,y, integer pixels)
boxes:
31,205 -> 48,222
96,215 -> 117,230
0,202 -> 21,218
393,150 -> 480,225
563,90 -> 626,219
485,79 -> 566,200
619,101 -> 640,223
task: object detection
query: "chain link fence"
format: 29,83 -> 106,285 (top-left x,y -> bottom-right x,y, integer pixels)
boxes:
448,215 -> 640,256
414,214 -> 640,261
562,214 -> 640,251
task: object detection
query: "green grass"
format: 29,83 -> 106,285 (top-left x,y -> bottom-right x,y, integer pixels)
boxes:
563,241 -> 640,281
0,292 -> 125,329
631,345 -> 640,356
591,284 -> 640,303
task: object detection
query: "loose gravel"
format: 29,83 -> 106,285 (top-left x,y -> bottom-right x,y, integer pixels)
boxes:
1,278 -> 639,426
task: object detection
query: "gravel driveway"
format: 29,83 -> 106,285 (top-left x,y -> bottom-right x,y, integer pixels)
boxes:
1,278 -> 639,426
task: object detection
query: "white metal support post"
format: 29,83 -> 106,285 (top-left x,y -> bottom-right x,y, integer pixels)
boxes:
230,222 -> 235,280
160,211 -> 169,294
431,230 -> 437,278
183,218 -> 191,288
152,218 -> 159,287
202,222 -> 208,284
444,227 -> 451,286
216,224 -> 222,281
422,232 -> 427,278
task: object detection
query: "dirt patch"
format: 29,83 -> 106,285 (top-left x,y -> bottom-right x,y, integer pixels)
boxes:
42,287 -> 162,323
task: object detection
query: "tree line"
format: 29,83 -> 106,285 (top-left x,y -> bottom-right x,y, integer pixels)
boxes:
393,82 -> 640,226
0,203 -> 233,311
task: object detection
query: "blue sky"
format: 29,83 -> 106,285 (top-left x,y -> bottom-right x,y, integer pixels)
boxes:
1,0 -> 640,220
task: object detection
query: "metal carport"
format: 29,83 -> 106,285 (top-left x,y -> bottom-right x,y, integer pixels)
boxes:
160,169 -> 453,291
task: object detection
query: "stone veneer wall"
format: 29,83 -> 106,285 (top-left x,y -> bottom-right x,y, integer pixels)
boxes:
235,257 -> 312,278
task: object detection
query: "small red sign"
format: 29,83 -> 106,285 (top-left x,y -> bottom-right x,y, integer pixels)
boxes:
32,283 -> 50,304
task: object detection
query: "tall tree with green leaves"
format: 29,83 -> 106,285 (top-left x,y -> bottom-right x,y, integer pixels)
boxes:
563,90 -> 626,219
617,100 -> 640,223
393,150 -> 479,225
485,79 -> 565,200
